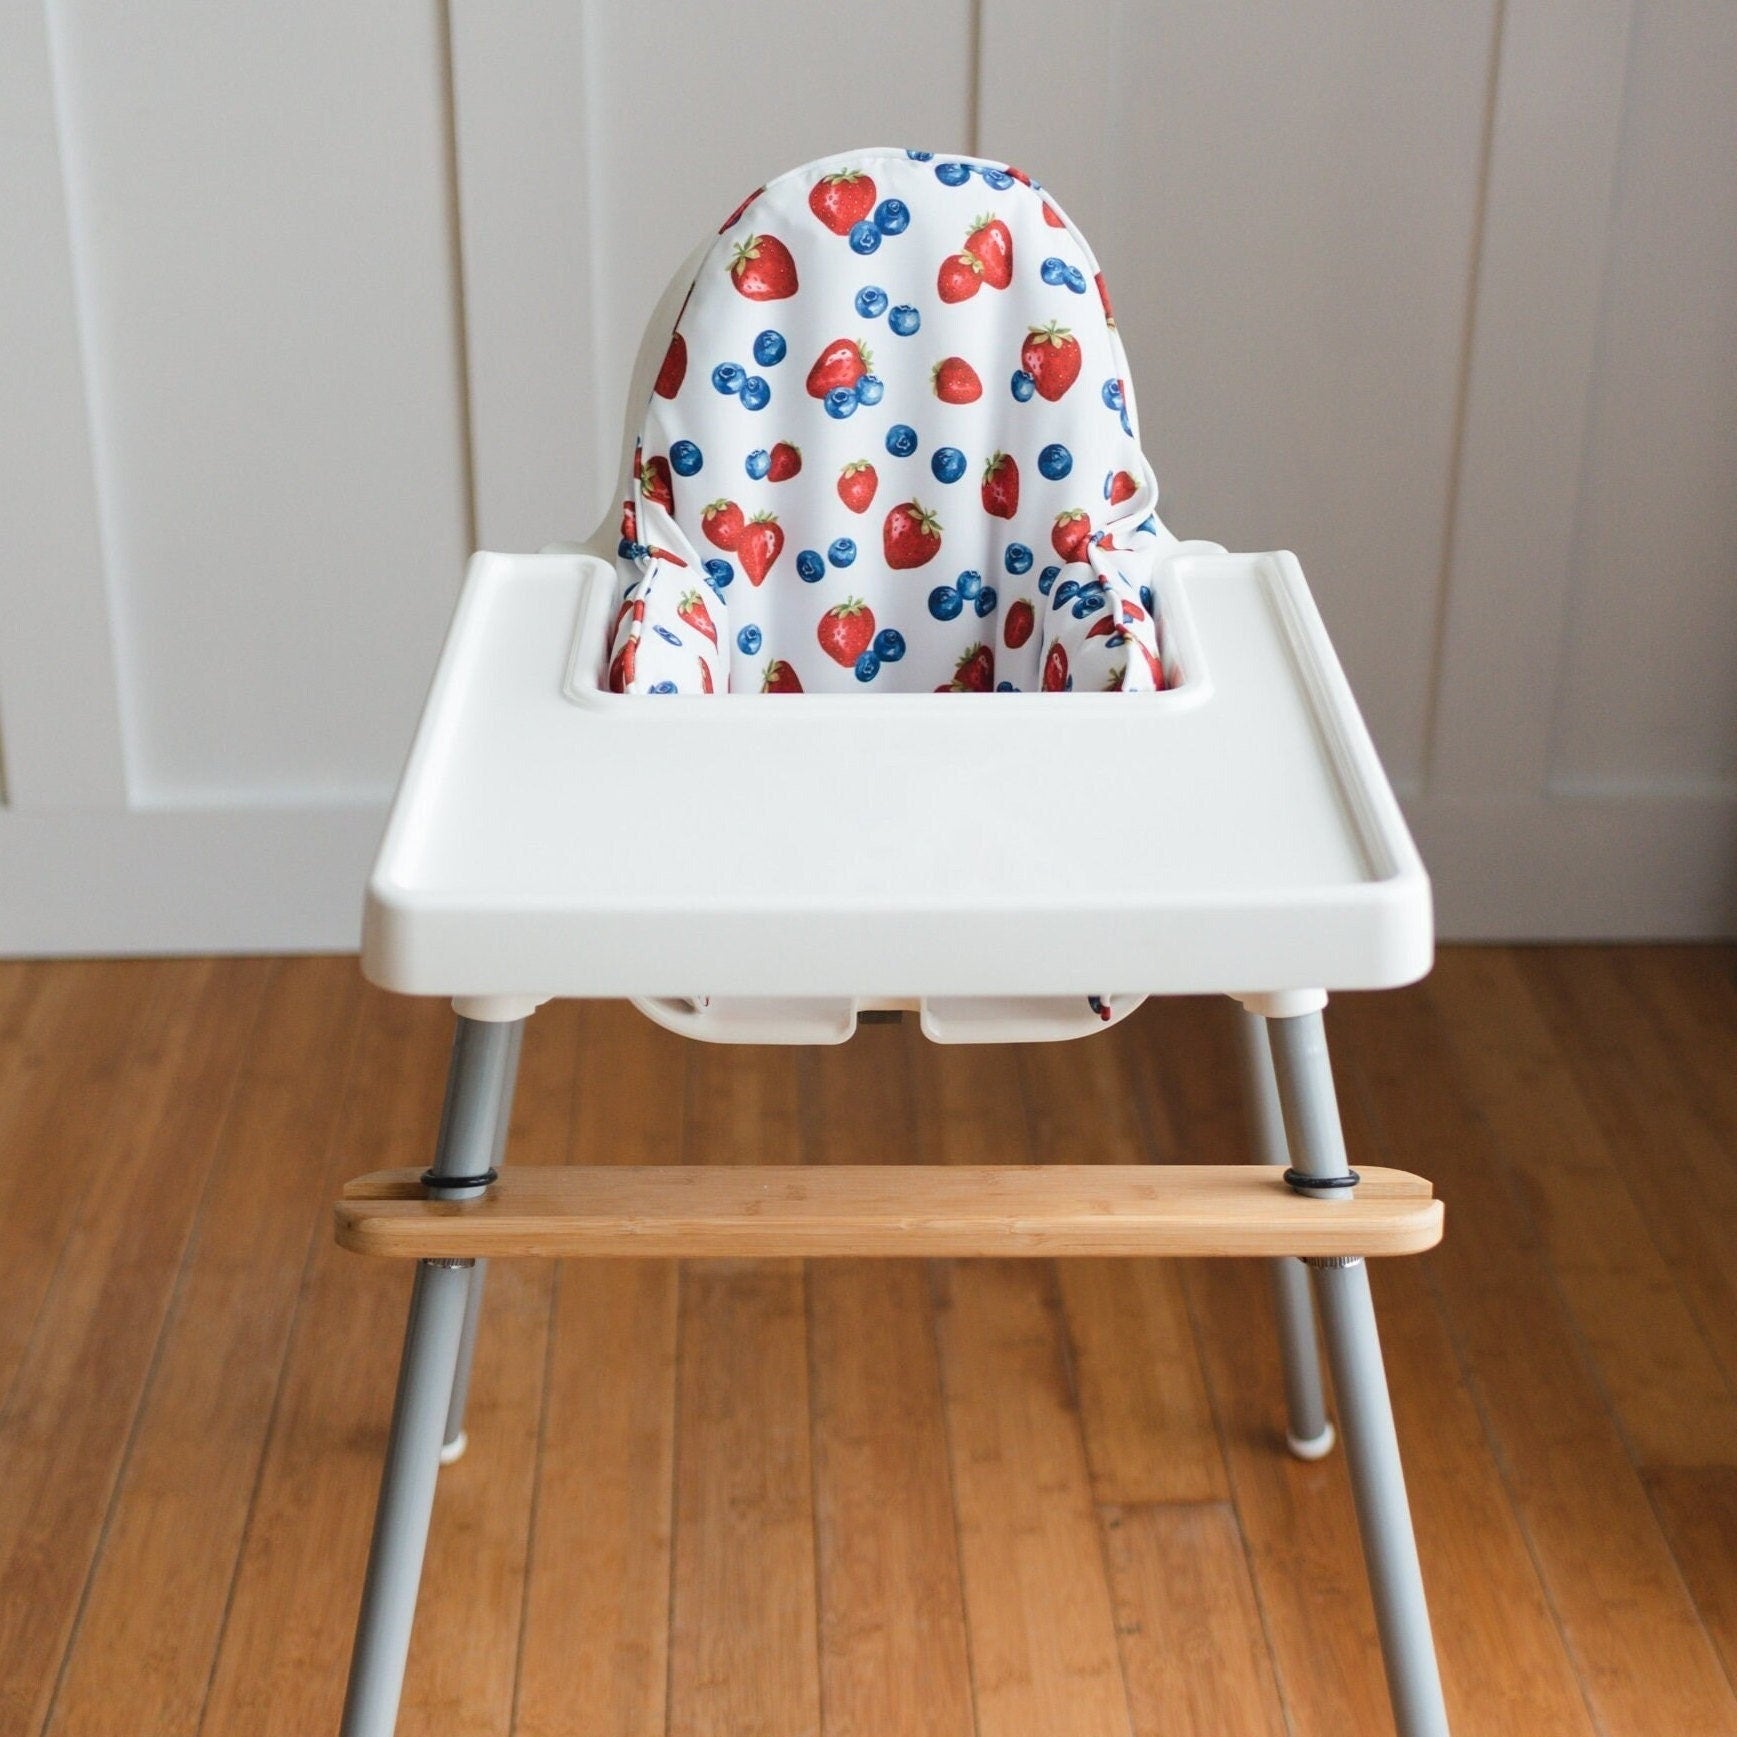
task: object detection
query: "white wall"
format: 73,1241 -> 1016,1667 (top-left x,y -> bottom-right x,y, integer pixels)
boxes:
4,0 -> 1735,949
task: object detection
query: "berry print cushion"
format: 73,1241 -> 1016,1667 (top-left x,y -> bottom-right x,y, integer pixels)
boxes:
608,147 -> 1170,696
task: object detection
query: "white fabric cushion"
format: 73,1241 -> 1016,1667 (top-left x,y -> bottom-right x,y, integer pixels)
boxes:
608,147 -> 1170,696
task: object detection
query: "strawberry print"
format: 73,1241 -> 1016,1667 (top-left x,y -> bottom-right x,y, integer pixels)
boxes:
729,233 -> 798,300
1108,469 -> 1138,505
719,186 -> 764,232
1004,599 -> 1035,649
768,441 -> 802,481
699,657 -> 714,693
837,460 -> 877,513
654,332 -> 687,399
1052,508 -> 1092,562
936,643 -> 994,692
932,358 -> 982,404
1042,201 -> 1065,228
981,452 -> 1019,519
762,658 -> 803,693
702,499 -> 745,550
677,590 -> 718,647
963,214 -> 1013,288
639,455 -> 674,512
817,598 -> 877,666
883,500 -> 943,569
808,169 -> 877,235
807,339 -> 872,398
937,251 -> 985,303
738,512 -> 785,585
1095,272 -> 1115,327
1042,641 -> 1070,691
1022,322 -> 1082,401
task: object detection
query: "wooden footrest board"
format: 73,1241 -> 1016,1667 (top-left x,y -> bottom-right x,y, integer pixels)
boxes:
336,1165 -> 1442,1260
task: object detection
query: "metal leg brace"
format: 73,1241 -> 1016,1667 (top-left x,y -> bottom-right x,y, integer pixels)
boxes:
1267,1010 -> 1450,1737
1239,1007 -> 1334,1459
339,1014 -> 525,1737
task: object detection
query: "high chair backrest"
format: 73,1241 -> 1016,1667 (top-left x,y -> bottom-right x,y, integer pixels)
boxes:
608,148 -> 1170,696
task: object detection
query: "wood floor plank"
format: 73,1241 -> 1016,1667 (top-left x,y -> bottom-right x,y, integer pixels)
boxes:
44,956 -> 364,1737
1424,948 -> 1737,1467
0,958 -> 268,1736
1644,1466 -> 1737,1692
1103,1503 -> 1286,1737
516,999 -> 684,1737
1339,983 -> 1737,1735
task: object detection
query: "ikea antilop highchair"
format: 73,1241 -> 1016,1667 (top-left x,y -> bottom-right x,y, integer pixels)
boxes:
338,148 -> 1450,1735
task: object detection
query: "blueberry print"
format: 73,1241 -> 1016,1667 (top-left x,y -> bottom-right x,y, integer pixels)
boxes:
931,446 -> 967,484
609,148 -> 1167,699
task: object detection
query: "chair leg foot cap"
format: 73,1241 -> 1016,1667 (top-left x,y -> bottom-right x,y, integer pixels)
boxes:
1286,1422 -> 1336,1461
439,1430 -> 469,1466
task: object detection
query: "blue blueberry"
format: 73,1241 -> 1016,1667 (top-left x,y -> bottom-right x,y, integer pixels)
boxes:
1040,256 -> 1069,286
906,149 -> 934,161
1101,470 -> 1115,499
1101,377 -> 1125,410
888,304 -> 921,336
824,386 -> 859,420
854,650 -> 881,682
955,569 -> 982,600
712,362 -> 746,395
1037,564 -> 1061,596
931,446 -> 967,484
1073,591 -> 1107,618
1053,578 -> 1081,608
753,329 -> 787,367
1136,515 -> 1158,536
980,167 -> 1015,190
935,161 -> 972,186
648,681 -> 677,694
1038,442 -> 1073,480
885,423 -> 919,458
653,624 -> 682,647
1139,584 -> 1156,613
853,373 -> 885,406
996,681 -> 1018,692
828,537 -> 857,568
848,220 -> 881,255
1063,265 -> 1087,294
739,375 -> 771,411
745,448 -> 771,480
1010,369 -> 1036,402
975,585 -> 998,618
736,624 -> 763,655
797,549 -> 825,583
1004,543 -> 1034,575
873,198 -> 909,235
873,628 -> 906,662
855,285 -> 889,319
1120,406 -> 1132,437
928,586 -> 964,621
670,439 -> 703,477
705,558 -> 734,590
616,537 -> 637,559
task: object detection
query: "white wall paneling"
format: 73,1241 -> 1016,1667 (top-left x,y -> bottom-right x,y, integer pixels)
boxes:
4,0 -> 1735,949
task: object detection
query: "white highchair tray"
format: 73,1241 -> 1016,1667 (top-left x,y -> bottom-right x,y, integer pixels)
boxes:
361,547 -> 1431,1030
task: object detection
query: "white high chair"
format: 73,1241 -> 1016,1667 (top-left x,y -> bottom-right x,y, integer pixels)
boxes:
336,149 -> 1450,1736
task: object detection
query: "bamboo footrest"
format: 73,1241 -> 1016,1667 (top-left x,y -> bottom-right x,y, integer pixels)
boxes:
335,1165 -> 1442,1261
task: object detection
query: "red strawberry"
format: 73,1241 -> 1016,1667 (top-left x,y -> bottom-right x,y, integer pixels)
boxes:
937,251 -> 984,303
981,452 -> 1019,519
702,499 -> 745,550
817,597 -> 877,666
808,169 -> 877,235
645,545 -> 688,566
806,338 -> 871,398
1004,599 -> 1035,649
1087,614 -> 1118,640
729,233 -> 798,301
699,657 -> 714,694
1108,469 -> 1139,505
1138,639 -> 1166,689
1006,166 -> 1033,186
608,600 -> 645,692
1121,597 -> 1148,623
639,455 -> 673,512
952,644 -> 994,692
1042,201 -> 1065,228
768,441 -> 802,482
737,512 -> 784,585
883,500 -> 943,570
963,214 -> 1013,288
719,186 -> 764,232
1022,322 -> 1082,401
1095,271 -> 1115,327
677,590 -> 718,647
619,499 -> 638,543
837,460 -> 878,514
654,332 -> 687,398
762,659 -> 803,694
1042,642 -> 1070,691
1052,509 -> 1092,562
932,357 -> 982,404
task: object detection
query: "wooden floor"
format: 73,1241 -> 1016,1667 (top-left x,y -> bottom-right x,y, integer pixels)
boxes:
3,951 -> 1737,1735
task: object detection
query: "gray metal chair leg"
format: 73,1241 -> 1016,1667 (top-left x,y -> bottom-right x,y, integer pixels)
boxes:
440,1018 -> 522,1462
340,1014 -> 527,1737
1238,1006 -> 1334,1459
1267,1009 -> 1450,1737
